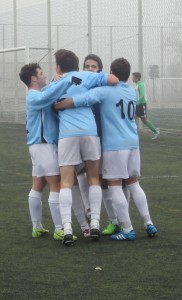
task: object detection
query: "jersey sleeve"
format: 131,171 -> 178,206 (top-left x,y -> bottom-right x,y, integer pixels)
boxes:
27,78 -> 72,110
82,72 -> 108,89
72,87 -> 103,107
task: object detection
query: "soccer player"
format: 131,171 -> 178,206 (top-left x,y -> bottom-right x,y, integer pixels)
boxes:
83,54 -> 121,235
19,62 -> 99,241
55,57 -> 158,240
53,49 -> 119,245
19,63 -> 74,240
132,72 -> 160,140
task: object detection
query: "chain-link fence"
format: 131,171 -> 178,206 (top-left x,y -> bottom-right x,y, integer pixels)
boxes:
0,0 -> 182,132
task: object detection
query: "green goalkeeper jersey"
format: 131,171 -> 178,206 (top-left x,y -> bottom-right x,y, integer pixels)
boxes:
136,81 -> 147,105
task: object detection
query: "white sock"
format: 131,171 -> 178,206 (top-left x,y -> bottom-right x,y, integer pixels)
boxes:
89,185 -> 102,221
72,185 -> 89,229
28,189 -> 43,229
123,186 -> 130,207
48,192 -> 63,232
59,188 -> 72,225
102,189 -> 118,225
64,222 -> 72,235
77,173 -> 90,212
90,218 -> 100,230
127,182 -> 152,227
108,186 -> 133,232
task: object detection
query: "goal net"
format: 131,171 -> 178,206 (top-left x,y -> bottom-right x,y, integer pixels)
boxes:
0,47 -> 182,135
0,46 -> 52,124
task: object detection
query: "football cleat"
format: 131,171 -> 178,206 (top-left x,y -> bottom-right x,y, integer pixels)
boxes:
83,228 -> 91,238
110,229 -> 136,241
63,234 -> 74,246
102,222 -> 121,235
146,224 -> 157,237
32,228 -> 49,238
53,229 -> 64,241
152,130 -> 160,140
54,229 -> 78,241
90,228 -> 100,240
90,219 -> 100,240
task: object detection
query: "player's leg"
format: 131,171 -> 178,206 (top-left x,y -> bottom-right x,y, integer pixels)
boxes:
122,180 -> 130,205
102,150 -> 135,241
76,170 -> 91,220
28,144 -> 50,238
81,136 -> 102,240
142,117 -> 160,138
85,159 -> 102,240
59,165 -> 75,245
125,149 -> 157,237
29,176 -> 49,237
126,178 -> 157,237
140,104 -> 160,139
101,179 -> 120,235
45,174 -> 64,241
107,180 -> 135,241
58,137 -> 82,245
71,175 -> 90,237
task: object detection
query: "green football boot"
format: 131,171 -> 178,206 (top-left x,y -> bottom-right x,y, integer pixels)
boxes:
102,222 -> 120,235
32,227 -> 49,238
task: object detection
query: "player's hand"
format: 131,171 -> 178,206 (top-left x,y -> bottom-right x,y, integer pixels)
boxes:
53,99 -> 66,111
53,74 -> 63,81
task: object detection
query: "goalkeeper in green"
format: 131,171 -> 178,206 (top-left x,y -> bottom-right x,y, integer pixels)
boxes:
132,72 -> 160,139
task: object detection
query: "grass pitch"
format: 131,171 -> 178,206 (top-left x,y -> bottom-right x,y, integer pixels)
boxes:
0,124 -> 181,300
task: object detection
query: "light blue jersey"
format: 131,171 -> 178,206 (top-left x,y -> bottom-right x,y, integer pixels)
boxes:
72,82 -> 139,151
26,70 -> 108,144
26,76 -> 73,145
56,71 -> 108,139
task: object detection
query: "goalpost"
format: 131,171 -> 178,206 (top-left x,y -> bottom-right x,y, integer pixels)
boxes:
0,46 -> 29,124
0,46 -> 53,124
0,47 -> 182,134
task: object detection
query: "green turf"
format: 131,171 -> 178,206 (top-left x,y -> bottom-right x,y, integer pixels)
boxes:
0,124 -> 181,300
148,108 -> 182,131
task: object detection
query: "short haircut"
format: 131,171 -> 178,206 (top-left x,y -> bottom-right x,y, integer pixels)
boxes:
54,49 -> 79,73
83,54 -> 103,72
132,72 -> 141,80
19,63 -> 41,87
110,58 -> 130,81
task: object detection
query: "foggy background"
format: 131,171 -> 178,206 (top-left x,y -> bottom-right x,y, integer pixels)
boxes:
0,0 -> 182,126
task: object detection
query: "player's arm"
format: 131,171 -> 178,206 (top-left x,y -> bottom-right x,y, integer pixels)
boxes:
54,98 -> 74,110
54,88 -> 103,110
53,73 -> 63,81
27,78 -> 72,110
137,82 -> 145,105
107,74 -> 119,85
83,71 -> 118,89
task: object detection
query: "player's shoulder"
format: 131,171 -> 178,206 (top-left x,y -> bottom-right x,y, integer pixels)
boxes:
138,81 -> 144,87
27,89 -> 40,99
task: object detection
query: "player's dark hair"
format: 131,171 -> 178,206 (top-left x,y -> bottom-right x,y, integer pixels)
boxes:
132,72 -> 141,80
110,58 -> 130,81
19,63 -> 41,87
83,54 -> 103,72
54,49 -> 79,73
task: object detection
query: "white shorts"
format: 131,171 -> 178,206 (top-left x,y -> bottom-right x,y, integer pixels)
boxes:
29,144 -> 60,177
58,136 -> 101,166
102,149 -> 140,179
